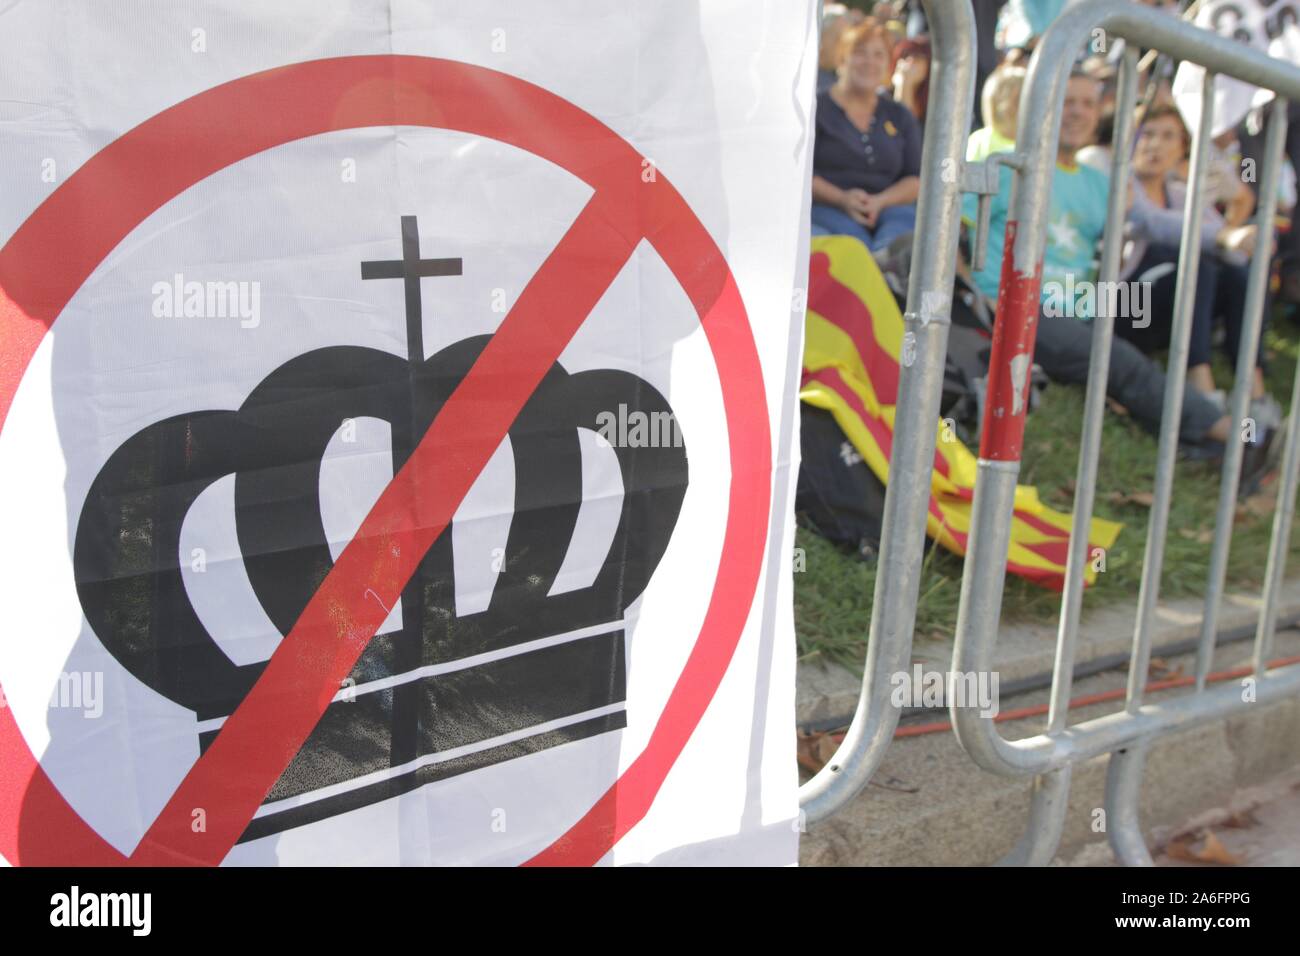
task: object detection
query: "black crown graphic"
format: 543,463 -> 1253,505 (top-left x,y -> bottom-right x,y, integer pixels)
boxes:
73,218 -> 688,842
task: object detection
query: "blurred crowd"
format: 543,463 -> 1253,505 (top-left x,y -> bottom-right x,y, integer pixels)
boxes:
811,0 -> 1300,492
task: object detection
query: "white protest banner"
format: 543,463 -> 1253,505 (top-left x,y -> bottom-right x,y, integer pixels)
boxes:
1174,0 -> 1300,137
0,0 -> 816,866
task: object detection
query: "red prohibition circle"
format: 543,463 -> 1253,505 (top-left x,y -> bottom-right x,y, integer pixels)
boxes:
0,56 -> 772,866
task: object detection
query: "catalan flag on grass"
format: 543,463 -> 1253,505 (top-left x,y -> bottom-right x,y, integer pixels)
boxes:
801,235 -> 1121,590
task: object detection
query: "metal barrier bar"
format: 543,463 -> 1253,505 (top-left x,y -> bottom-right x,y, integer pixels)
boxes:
1257,376 -> 1300,669
999,48 -> 1142,867
1052,45 -> 1140,735
1257,313 -> 1300,674
998,767 -> 1072,867
798,0 -> 977,824
961,657 -> 1300,773
1105,740 -> 1155,866
1127,73 -> 1217,713
949,0 -> 1300,863
1197,99 -> 1291,689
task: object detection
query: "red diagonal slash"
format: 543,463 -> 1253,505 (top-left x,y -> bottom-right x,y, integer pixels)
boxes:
0,56 -> 771,867
130,194 -> 638,865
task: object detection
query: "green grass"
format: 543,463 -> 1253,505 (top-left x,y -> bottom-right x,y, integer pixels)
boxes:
794,315 -> 1300,672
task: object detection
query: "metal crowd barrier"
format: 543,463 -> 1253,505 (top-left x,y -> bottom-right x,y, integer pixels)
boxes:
798,0 -> 978,825
951,0 -> 1300,865
801,0 -> 1300,864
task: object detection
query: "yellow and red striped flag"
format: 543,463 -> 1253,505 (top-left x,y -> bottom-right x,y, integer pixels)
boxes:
802,236 -> 1121,590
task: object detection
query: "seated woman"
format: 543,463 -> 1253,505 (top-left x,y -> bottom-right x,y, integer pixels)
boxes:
890,36 -> 930,124
1119,105 -> 1278,422
811,18 -> 921,252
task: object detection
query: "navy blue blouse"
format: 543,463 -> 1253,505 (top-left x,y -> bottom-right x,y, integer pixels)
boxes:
813,89 -> 922,196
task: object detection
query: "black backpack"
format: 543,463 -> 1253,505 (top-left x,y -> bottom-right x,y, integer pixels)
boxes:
794,404 -> 889,561
795,234 -> 1045,559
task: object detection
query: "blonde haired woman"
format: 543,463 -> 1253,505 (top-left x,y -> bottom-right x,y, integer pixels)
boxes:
967,63 -> 1026,162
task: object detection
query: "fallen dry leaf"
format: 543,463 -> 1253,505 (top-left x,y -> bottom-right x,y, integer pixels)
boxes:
1148,657 -> 1185,680
1222,808 -> 1261,829
796,732 -> 824,774
796,732 -> 841,774
1166,829 -> 1243,865
1107,490 -> 1155,508
1198,830 -> 1243,865
869,774 -> 920,794
1238,487 -> 1278,520
1177,527 -> 1214,544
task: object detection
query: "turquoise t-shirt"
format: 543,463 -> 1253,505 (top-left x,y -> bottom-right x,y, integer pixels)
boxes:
961,160 -> 1110,319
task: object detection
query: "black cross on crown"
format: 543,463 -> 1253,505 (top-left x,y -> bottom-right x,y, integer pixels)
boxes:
361,215 -> 463,366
